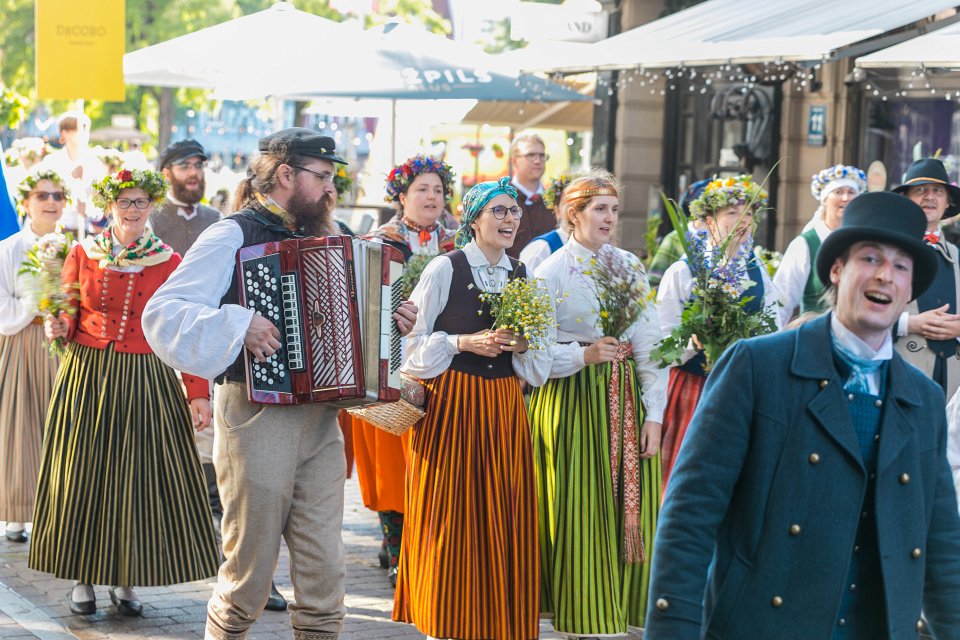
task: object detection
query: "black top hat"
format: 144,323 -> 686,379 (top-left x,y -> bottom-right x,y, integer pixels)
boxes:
816,191 -> 937,300
258,128 -> 347,165
159,139 -> 208,169
891,157 -> 960,220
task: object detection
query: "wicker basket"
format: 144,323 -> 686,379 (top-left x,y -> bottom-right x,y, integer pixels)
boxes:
348,398 -> 425,436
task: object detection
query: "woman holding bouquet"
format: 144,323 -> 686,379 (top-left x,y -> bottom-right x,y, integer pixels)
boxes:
392,177 -> 551,640
29,168 -> 218,616
529,171 -> 667,637
656,176 -> 781,487
344,155 -> 458,587
0,170 -> 69,543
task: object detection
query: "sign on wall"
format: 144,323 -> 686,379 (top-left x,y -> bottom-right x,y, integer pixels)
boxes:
807,105 -> 827,147
510,2 -> 608,43
36,0 -> 125,101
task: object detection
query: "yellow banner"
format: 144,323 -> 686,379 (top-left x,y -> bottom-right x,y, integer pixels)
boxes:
36,0 -> 125,101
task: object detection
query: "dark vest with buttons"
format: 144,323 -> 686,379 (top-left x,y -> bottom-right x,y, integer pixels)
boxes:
433,249 -> 526,379
832,354 -> 888,640
917,246 -> 959,367
216,206 -> 303,384
510,193 -> 555,260
679,257 -> 766,377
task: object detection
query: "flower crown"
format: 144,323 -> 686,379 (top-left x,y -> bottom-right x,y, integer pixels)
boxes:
810,164 -> 866,200
92,169 -> 167,210
544,173 -> 578,209
16,169 -> 71,205
689,175 -> 768,219
385,154 -> 456,203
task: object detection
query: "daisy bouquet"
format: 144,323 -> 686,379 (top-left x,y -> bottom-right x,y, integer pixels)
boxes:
587,245 -> 649,338
478,278 -> 555,351
19,232 -> 77,357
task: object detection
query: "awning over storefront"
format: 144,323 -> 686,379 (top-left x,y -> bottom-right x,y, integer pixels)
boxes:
856,20 -> 960,68
536,0 -> 959,73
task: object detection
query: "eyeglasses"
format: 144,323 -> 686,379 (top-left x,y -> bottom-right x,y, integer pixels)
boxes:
520,152 -> 549,162
172,160 -> 206,171
292,165 -> 335,184
31,191 -> 66,202
115,198 -> 151,210
483,204 -> 523,220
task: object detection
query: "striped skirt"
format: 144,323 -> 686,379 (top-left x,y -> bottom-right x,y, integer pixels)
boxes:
660,367 -> 706,489
392,368 -> 539,640
529,360 -> 661,635
0,324 -> 57,523
29,342 -> 219,586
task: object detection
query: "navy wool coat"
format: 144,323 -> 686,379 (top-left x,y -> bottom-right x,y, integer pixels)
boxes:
645,313 -> 960,639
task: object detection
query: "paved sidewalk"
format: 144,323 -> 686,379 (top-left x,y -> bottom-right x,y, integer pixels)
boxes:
0,477 -> 625,639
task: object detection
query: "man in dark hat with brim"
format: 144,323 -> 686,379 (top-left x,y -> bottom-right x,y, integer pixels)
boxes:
142,128 -> 418,640
645,191 -> 960,639
891,157 -> 960,400
151,139 -> 222,256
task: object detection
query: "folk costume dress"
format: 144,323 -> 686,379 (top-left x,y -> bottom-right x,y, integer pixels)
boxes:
29,229 -> 219,586
529,238 -> 668,636
656,248 -> 781,488
0,225 -> 59,525
392,240 -> 551,640
774,214 -> 832,326
346,213 -> 457,571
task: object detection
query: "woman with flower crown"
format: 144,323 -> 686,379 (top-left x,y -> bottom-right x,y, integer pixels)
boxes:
0,169 -> 69,544
344,154 -> 459,588
656,175 -> 781,488
528,171 -> 667,637
28,168 -> 219,616
392,177 -> 551,640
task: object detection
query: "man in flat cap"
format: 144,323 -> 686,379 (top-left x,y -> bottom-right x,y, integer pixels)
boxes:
143,128 -> 418,640
891,157 -> 960,401
645,192 -> 960,639
151,139 -> 221,256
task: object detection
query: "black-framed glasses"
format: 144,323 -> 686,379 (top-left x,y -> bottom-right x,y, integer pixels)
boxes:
31,191 -> 66,202
172,160 -> 206,171
483,204 -> 523,220
291,165 -> 334,184
521,152 -> 549,162
115,198 -> 151,210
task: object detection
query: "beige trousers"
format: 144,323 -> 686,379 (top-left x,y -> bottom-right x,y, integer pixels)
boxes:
205,382 -> 346,640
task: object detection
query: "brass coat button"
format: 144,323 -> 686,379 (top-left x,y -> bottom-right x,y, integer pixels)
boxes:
874,399 -> 883,408
819,380 -> 828,389
789,524 -> 801,536
808,453 -> 820,464
900,473 -> 910,484
847,393 -> 855,401
656,598 -> 669,611
771,596 -> 783,608
912,548 -> 922,559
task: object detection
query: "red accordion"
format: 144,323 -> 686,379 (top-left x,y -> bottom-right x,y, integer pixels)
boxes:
236,235 -> 404,405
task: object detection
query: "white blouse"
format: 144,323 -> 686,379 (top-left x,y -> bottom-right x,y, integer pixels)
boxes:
535,237 -> 667,424
0,225 -> 41,336
657,249 -> 782,366
401,240 -> 552,386
773,216 -> 831,327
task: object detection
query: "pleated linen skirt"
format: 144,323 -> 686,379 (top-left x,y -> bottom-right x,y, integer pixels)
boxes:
29,342 -> 219,586
0,323 -> 57,523
529,359 -> 661,636
392,368 -> 539,640
660,367 -> 706,489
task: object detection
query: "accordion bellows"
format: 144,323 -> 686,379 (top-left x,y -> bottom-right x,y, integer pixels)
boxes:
237,235 -> 403,405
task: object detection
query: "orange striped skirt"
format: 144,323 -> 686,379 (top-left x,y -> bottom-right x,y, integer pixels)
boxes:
392,368 -> 539,640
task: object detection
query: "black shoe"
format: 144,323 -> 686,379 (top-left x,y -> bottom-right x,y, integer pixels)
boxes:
265,582 -> 287,612
4,529 -> 27,543
108,587 -> 143,617
378,544 -> 389,569
387,567 -> 398,588
68,588 -> 96,616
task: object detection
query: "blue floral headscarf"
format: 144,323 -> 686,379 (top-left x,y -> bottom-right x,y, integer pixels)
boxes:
455,177 -> 519,249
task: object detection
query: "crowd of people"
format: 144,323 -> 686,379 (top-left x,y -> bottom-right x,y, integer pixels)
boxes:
1,115 -> 960,640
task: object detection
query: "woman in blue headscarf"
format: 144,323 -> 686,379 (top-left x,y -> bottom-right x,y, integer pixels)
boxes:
392,177 -> 551,639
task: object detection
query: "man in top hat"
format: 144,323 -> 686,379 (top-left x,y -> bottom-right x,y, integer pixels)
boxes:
645,191 -> 960,639
142,128 -> 418,640
506,133 -> 555,259
151,139 -> 222,256
891,157 -> 960,400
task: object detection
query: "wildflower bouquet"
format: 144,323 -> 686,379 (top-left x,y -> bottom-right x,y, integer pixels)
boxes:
401,251 -> 437,298
651,190 -> 777,373
19,232 -> 77,357
587,245 -> 649,338
478,278 -> 555,351
333,165 -> 353,204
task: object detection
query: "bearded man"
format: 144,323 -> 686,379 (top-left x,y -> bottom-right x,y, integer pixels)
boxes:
150,139 -> 221,256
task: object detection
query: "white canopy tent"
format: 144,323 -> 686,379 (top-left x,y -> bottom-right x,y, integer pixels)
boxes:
856,20 -> 960,69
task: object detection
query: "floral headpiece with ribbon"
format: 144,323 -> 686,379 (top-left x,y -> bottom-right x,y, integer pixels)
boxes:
92,168 -> 167,210
455,176 -> 519,249
689,174 -> 768,219
810,164 -> 867,202
543,173 -> 579,210
385,154 -> 456,203
16,169 -> 71,206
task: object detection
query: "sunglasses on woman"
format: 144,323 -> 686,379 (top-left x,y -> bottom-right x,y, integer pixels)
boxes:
31,191 -> 66,202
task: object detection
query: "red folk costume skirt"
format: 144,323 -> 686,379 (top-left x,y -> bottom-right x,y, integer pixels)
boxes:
392,368 -> 539,640
343,412 -> 410,512
660,367 -> 707,489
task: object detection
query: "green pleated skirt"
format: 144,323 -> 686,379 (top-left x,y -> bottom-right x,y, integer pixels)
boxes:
28,342 -> 219,586
529,360 -> 661,635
